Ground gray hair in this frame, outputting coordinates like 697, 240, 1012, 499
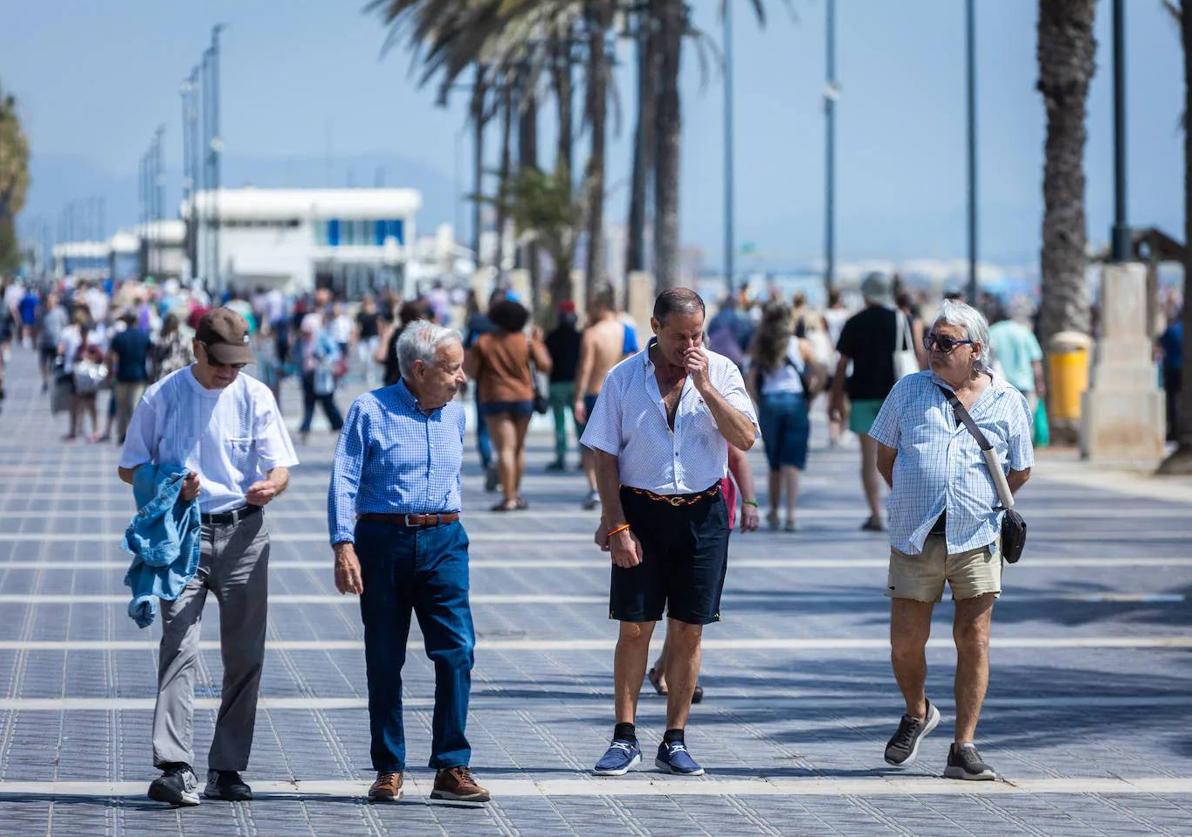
396, 319, 461, 379
932, 300, 992, 373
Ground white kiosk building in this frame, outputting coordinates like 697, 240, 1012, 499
183, 187, 421, 297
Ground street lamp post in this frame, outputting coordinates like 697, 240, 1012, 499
1110, 0, 1130, 261
823, 0, 837, 295
723, 0, 735, 295
965, 0, 979, 302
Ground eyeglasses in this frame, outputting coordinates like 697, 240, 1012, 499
923, 333, 974, 354
198, 342, 247, 371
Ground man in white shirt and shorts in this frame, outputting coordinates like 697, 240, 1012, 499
118, 308, 299, 806
581, 288, 758, 778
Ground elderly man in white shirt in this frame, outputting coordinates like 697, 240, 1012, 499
118, 308, 299, 807
581, 288, 758, 778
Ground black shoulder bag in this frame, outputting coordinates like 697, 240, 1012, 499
936, 385, 1027, 564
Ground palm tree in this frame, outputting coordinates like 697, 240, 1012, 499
626, 8, 656, 275
582, 1, 615, 303
652, 0, 685, 290
0, 83, 30, 274
1160, 0, 1192, 473
1036, 0, 1096, 441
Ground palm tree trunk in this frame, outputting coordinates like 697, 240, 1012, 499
1160, 1, 1192, 472
653, 0, 684, 290
495, 83, 513, 275
583, 2, 611, 306
1036, 0, 1095, 351
627, 11, 657, 274
551, 28, 575, 308
471, 65, 487, 265
518, 83, 544, 318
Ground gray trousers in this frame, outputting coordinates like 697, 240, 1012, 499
152, 511, 269, 772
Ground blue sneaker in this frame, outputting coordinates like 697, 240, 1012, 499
655, 739, 704, 776
594, 739, 642, 776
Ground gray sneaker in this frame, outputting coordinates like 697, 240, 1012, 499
884, 700, 940, 766
943, 742, 997, 780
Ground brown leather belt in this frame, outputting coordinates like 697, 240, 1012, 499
358, 512, 461, 528
627, 483, 722, 507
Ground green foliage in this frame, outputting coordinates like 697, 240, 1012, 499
0, 82, 31, 273
477, 164, 582, 279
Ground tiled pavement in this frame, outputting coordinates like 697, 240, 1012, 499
0, 347, 1190, 835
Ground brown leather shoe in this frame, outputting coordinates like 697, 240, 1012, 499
367, 772, 403, 802
430, 766, 490, 802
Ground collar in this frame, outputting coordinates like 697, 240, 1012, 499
395, 377, 443, 416
642, 338, 658, 369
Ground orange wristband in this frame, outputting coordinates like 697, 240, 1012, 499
607, 523, 631, 537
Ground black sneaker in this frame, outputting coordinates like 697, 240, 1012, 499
884, 700, 941, 766
203, 769, 253, 801
943, 743, 997, 781
147, 763, 200, 806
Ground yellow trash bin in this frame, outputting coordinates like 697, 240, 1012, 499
1047, 331, 1092, 422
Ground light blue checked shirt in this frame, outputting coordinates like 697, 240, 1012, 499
327, 379, 466, 545
868, 370, 1034, 556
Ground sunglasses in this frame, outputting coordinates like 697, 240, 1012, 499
923, 333, 974, 354
199, 342, 247, 371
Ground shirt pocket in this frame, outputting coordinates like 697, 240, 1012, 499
228, 437, 255, 475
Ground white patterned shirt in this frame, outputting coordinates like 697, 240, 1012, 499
580, 340, 759, 495
868, 370, 1034, 555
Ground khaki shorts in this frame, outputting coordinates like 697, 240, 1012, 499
885, 535, 1002, 603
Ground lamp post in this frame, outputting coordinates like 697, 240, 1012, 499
1109, 0, 1130, 261
723, 0, 735, 295
823, 0, 837, 295
965, 0, 979, 302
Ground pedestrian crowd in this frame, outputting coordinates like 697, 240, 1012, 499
0, 269, 1181, 808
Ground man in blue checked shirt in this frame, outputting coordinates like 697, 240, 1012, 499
327, 320, 491, 805
869, 300, 1033, 783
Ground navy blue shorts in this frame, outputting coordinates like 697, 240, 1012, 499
610, 484, 730, 625
479, 400, 534, 418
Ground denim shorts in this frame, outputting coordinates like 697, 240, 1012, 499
758, 392, 810, 470
479, 400, 534, 418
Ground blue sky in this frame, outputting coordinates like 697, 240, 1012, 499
1, 0, 1184, 272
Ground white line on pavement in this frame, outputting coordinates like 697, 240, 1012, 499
2, 557, 1191, 570
0, 532, 593, 543
0, 592, 1183, 605
0, 776, 1188, 798
0, 637, 1189, 651
0, 695, 1186, 712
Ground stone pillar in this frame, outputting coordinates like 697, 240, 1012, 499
627, 271, 655, 332
1080, 262, 1165, 463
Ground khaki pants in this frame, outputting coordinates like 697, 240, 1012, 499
153, 512, 269, 771
114, 381, 146, 443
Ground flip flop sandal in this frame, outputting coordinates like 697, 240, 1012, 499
491, 499, 519, 512
515, 497, 529, 510
692, 683, 704, 704
647, 667, 668, 696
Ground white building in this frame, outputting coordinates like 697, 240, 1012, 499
182, 187, 421, 298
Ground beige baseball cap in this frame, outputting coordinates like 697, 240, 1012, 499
196, 308, 254, 364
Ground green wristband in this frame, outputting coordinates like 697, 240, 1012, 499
742, 499, 759, 508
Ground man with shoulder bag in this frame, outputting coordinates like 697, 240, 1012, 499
867, 301, 1033, 782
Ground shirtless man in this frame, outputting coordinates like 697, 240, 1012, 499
574, 290, 639, 509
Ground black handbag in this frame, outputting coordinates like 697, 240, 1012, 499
937, 385, 1027, 564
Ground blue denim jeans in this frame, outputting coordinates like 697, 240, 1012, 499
355, 519, 475, 772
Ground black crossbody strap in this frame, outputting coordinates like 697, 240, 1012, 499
936, 384, 991, 451
936, 383, 1016, 510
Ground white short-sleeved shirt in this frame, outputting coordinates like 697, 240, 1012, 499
119, 366, 299, 513
580, 341, 760, 495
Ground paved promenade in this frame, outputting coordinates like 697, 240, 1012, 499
0, 348, 1189, 835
